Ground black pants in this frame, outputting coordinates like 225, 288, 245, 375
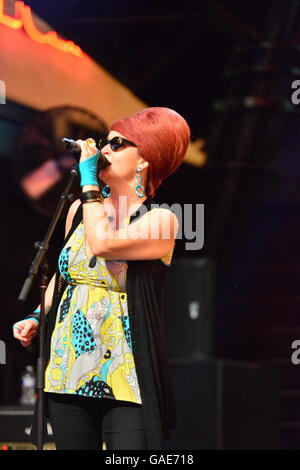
46, 392, 147, 450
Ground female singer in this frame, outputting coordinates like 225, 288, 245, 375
13, 107, 190, 450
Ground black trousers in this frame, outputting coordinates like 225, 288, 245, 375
46, 392, 147, 450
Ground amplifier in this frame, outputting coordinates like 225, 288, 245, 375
163, 257, 216, 359
165, 358, 280, 450
0, 406, 53, 443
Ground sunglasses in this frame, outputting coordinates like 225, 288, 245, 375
98, 136, 137, 152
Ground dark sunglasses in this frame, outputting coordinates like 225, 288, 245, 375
98, 136, 137, 152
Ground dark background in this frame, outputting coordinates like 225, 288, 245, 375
1, 0, 300, 449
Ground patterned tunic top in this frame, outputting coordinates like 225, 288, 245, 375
44, 217, 174, 404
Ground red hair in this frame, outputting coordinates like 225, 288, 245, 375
109, 107, 190, 197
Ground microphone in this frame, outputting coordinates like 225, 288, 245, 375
61, 138, 111, 169
62, 138, 81, 154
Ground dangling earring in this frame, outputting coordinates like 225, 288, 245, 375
101, 184, 111, 198
135, 167, 145, 198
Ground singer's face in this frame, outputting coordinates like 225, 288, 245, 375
99, 130, 148, 186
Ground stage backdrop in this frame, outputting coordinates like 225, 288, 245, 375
0, 0, 205, 167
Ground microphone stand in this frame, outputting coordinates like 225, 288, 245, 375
18, 164, 79, 450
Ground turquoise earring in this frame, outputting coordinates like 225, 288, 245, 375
135, 167, 145, 198
101, 184, 111, 198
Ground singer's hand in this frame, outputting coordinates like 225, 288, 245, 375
77, 139, 100, 187
76, 138, 99, 163
13, 319, 39, 347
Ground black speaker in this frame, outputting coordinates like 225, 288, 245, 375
163, 258, 216, 358
165, 358, 280, 450
0, 406, 53, 443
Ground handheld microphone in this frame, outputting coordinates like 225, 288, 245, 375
61, 138, 111, 169
62, 138, 82, 154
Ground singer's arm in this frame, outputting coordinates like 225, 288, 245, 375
13, 199, 82, 346
34, 198, 81, 313
81, 185, 178, 260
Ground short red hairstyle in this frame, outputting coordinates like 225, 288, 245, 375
109, 107, 190, 197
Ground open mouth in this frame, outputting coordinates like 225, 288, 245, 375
99, 155, 111, 169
